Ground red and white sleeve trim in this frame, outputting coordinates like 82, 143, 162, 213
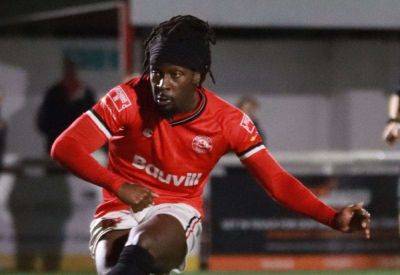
86, 110, 112, 139
238, 143, 266, 160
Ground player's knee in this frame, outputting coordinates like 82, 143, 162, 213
137, 232, 180, 273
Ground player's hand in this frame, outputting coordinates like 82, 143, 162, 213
383, 122, 400, 145
116, 183, 157, 212
333, 202, 371, 239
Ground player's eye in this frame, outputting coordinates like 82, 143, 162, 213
151, 70, 160, 76
151, 70, 162, 80
171, 71, 183, 79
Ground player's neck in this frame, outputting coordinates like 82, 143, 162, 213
171, 90, 202, 121
184, 90, 201, 113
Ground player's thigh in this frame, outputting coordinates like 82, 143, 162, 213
134, 214, 187, 271
95, 229, 130, 275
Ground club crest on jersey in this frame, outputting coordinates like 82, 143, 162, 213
107, 86, 131, 112
240, 114, 255, 134
192, 135, 213, 154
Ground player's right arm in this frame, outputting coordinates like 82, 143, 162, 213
383, 91, 400, 145
51, 85, 154, 212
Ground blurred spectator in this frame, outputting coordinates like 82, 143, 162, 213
37, 58, 96, 152
0, 94, 7, 168
236, 96, 267, 144
9, 58, 95, 271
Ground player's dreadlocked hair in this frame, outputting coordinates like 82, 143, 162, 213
143, 15, 216, 83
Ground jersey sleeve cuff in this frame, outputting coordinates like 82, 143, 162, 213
108, 177, 127, 194
326, 208, 339, 229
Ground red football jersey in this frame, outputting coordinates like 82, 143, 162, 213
52, 76, 336, 227
88, 77, 264, 217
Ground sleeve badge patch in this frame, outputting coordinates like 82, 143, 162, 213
107, 86, 132, 112
240, 114, 255, 134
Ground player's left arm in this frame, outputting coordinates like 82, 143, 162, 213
241, 149, 371, 238
224, 109, 370, 238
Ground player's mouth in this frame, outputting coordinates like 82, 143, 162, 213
155, 95, 173, 106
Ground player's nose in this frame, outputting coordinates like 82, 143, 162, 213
155, 87, 170, 99
156, 74, 172, 90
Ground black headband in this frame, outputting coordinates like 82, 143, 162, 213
149, 37, 208, 73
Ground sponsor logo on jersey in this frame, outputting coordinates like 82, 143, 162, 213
142, 128, 153, 138
240, 114, 255, 134
132, 155, 202, 187
192, 135, 213, 154
107, 86, 131, 112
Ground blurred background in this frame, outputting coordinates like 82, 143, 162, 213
1, 0, 400, 273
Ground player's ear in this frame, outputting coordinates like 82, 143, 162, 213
192, 72, 201, 86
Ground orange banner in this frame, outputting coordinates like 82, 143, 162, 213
209, 254, 400, 271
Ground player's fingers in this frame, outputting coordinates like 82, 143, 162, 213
362, 217, 371, 239
361, 215, 370, 228
383, 128, 391, 139
131, 188, 157, 211
365, 228, 371, 239
136, 193, 151, 206
355, 202, 364, 208
351, 202, 364, 212
144, 190, 156, 203
131, 199, 151, 212
131, 204, 142, 213
355, 210, 371, 237
149, 192, 158, 205
362, 208, 371, 218
131, 195, 150, 209
133, 194, 147, 204
355, 208, 370, 220
383, 126, 398, 142
384, 132, 393, 140
391, 124, 400, 139
386, 137, 396, 146
354, 208, 370, 221
145, 193, 154, 205
132, 205, 146, 213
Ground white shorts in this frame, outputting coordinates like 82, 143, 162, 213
89, 203, 202, 271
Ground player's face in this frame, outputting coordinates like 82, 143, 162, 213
150, 64, 200, 117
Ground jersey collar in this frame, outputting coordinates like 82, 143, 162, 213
169, 89, 207, 126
